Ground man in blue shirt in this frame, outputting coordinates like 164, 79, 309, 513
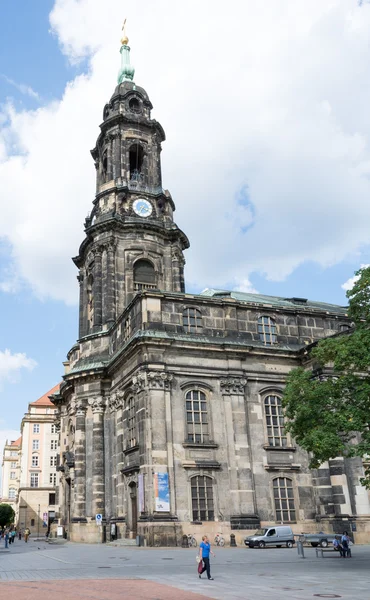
199, 535, 215, 580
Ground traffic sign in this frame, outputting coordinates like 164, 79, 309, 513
95, 513, 103, 525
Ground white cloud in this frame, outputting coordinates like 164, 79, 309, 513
0, 75, 40, 100
341, 263, 370, 291
1, 1, 370, 303
0, 349, 37, 384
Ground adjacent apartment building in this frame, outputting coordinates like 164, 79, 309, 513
1, 437, 22, 522
18, 384, 60, 535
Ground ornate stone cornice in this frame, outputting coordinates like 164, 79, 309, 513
132, 370, 147, 392
220, 377, 247, 395
88, 396, 106, 413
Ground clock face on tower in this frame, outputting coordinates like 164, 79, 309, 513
132, 198, 153, 218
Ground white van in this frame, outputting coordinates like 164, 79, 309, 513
244, 526, 295, 548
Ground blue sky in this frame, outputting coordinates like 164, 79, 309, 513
1, 0, 370, 454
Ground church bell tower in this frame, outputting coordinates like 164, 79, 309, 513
73, 25, 189, 337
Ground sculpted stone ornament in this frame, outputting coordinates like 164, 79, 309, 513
132, 370, 147, 392
88, 396, 106, 413
147, 371, 173, 390
220, 377, 247, 395
75, 399, 87, 416
68, 399, 77, 416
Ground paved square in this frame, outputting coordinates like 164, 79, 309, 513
1, 540, 369, 600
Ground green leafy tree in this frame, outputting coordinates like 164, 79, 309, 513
283, 266, 370, 487
0, 503, 15, 528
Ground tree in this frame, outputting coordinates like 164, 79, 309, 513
283, 266, 370, 488
0, 503, 15, 528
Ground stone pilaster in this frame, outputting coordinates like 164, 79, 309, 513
220, 376, 255, 517
73, 399, 87, 521
114, 392, 125, 518
89, 396, 106, 517
93, 247, 103, 330
105, 240, 116, 325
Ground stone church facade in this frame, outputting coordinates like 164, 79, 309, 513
51, 36, 370, 544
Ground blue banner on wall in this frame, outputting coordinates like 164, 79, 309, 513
154, 472, 170, 512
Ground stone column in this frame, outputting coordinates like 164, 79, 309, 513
89, 397, 106, 517
73, 399, 87, 521
105, 240, 116, 325
93, 247, 103, 331
220, 376, 253, 518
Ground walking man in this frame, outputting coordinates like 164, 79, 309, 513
199, 535, 215, 580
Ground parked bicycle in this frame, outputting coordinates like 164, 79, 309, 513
214, 533, 225, 546
187, 533, 197, 547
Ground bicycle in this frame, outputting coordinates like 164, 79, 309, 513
214, 533, 225, 546
187, 533, 197, 547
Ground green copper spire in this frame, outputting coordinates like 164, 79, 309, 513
118, 19, 135, 83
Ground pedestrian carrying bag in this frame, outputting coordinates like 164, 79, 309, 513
197, 560, 203, 574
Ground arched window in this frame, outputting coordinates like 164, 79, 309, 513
273, 477, 296, 522
258, 316, 277, 345
133, 259, 156, 291
183, 308, 202, 334
191, 475, 214, 522
186, 390, 209, 443
264, 395, 287, 447
126, 396, 137, 449
8, 488, 16, 500
31, 518, 35, 527
129, 144, 144, 182
129, 97, 141, 113
339, 324, 350, 332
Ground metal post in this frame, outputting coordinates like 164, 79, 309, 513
297, 539, 305, 558
37, 504, 40, 538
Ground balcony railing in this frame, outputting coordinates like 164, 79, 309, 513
134, 282, 157, 291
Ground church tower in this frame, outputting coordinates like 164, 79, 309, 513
73, 27, 189, 337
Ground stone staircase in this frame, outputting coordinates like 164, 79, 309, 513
107, 538, 137, 547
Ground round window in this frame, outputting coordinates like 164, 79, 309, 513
129, 98, 141, 113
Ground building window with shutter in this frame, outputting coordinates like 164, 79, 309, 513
186, 390, 209, 443
273, 477, 296, 522
258, 316, 277, 345
191, 475, 214, 522
183, 307, 202, 334
264, 395, 287, 447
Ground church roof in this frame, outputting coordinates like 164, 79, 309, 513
200, 289, 348, 315
30, 383, 61, 406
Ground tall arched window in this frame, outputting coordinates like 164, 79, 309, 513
102, 150, 108, 183
264, 395, 287, 447
133, 259, 156, 291
129, 144, 144, 182
186, 390, 209, 443
273, 477, 296, 522
183, 308, 202, 334
87, 273, 94, 330
126, 396, 137, 449
191, 475, 214, 522
258, 316, 277, 345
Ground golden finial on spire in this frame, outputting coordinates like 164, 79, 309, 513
121, 18, 129, 46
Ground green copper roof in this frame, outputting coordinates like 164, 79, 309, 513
200, 288, 348, 315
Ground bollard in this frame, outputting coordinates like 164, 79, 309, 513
230, 533, 237, 547
182, 534, 189, 548
297, 540, 305, 558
